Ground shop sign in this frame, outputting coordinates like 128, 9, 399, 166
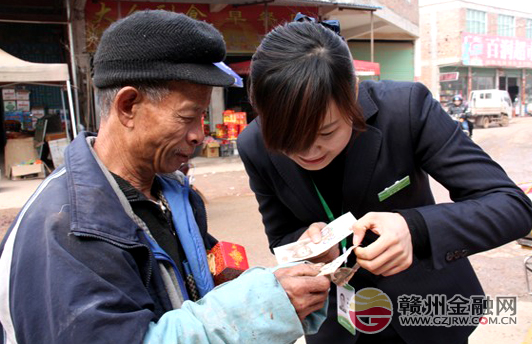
462, 33, 532, 68
440, 72, 459, 82
85, 2, 319, 53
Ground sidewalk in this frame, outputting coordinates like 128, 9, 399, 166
190, 155, 245, 175
0, 177, 42, 210
0, 155, 246, 210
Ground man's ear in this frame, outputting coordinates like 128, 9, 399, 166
113, 86, 143, 129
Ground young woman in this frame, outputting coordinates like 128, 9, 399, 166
237, 18, 532, 344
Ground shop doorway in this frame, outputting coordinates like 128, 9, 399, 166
499, 76, 519, 102
224, 55, 255, 124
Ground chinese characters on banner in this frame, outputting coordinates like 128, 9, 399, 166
462, 33, 532, 68
85, 2, 319, 53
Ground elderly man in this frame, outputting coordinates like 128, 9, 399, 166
0, 10, 330, 344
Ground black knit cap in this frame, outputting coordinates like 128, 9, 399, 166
93, 10, 235, 88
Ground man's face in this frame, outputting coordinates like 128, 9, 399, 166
454, 99, 462, 106
133, 81, 212, 174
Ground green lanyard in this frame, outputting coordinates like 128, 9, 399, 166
311, 180, 347, 252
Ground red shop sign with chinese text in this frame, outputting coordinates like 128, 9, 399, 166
462, 33, 532, 68
85, 2, 319, 53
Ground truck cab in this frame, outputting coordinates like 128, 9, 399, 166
468, 89, 512, 128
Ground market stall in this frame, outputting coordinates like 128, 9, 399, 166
0, 49, 76, 178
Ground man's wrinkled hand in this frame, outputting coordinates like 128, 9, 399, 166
352, 212, 413, 277
298, 222, 340, 263
274, 264, 330, 321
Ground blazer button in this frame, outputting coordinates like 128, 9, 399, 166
461, 249, 468, 257
446, 252, 454, 262
453, 250, 461, 260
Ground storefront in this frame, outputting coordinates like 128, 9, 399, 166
0, 49, 75, 179
439, 67, 469, 107
439, 67, 532, 113
439, 66, 499, 106
439, 32, 532, 113
349, 41, 414, 82
84, 2, 324, 135
0, 0, 78, 179
83, 1, 387, 135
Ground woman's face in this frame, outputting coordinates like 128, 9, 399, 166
286, 101, 353, 171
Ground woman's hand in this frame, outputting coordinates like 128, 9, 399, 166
298, 222, 340, 263
352, 212, 413, 276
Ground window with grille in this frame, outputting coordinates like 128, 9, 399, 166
498, 14, 515, 37
466, 9, 487, 34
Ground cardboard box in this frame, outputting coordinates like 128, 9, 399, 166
16, 100, 30, 112
3, 100, 16, 112
31, 106, 46, 118
15, 90, 30, 100
4, 137, 37, 178
2, 88, 16, 101
48, 138, 69, 168
10, 164, 44, 180
207, 241, 249, 285
204, 142, 220, 158
45, 132, 67, 141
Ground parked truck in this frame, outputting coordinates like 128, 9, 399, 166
467, 89, 512, 128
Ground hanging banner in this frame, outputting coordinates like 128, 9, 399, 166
85, 2, 319, 53
462, 33, 532, 68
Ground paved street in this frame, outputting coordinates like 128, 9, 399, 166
1, 117, 532, 343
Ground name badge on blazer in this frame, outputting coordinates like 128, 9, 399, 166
378, 176, 411, 202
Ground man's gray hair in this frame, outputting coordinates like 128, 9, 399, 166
97, 82, 172, 118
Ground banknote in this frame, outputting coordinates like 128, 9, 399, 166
329, 263, 360, 287
317, 246, 355, 276
273, 212, 357, 264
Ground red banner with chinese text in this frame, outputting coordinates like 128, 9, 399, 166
462, 33, 532, 68
85, 2, 319, 53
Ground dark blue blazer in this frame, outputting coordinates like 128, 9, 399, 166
238, 80, 532, 344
